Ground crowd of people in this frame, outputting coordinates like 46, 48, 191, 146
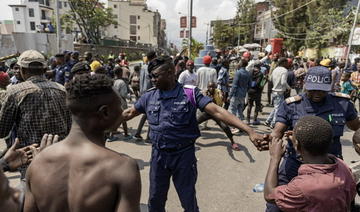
0, 47, 360, 212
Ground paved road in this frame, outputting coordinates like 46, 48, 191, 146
5, 95, 360, 212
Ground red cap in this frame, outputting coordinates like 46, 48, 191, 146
186, 60, 194, 66
0, 71, 9, 86
243, 51, 251, 58
287, 58, 293, 67
203, 56, 212, 65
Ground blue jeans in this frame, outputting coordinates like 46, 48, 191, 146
266, 93, 284, 126
228, 96, 245, 120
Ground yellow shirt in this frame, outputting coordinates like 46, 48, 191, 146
351, 72, 360, 88
207, 89, 223, 107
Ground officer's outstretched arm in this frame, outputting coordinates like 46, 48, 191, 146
122, 106, 141, 121
204, 103, 267, 150
270, 122, 288, 140
347, 118, 360, 131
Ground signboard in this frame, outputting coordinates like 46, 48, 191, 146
180, 16, 187, 28
191, 16, 197, 28
180, 30, 189, 38
352, 27, 360, 45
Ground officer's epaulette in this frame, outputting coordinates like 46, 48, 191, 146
331, 92, 351, 99
285, 95, 302, 104
146, 87, 156, 92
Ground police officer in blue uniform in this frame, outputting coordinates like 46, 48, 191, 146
123, 56, 267, 212
53, 53, 71, 85
266, 66, 360, 212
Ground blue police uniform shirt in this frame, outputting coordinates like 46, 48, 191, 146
135, 82, 212, 150
276, 93, 358, 157
54, 64, 71, 85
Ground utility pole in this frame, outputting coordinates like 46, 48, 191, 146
205, 23, 209, 46
345, 0, 360, 68
55, 0, 61, 53
188, 0, 193, 59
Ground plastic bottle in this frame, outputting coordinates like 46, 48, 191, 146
253, 183, 264, 192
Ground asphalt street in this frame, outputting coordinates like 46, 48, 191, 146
4, 93, 360, 212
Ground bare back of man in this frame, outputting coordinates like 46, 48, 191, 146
24, 137, 141, 212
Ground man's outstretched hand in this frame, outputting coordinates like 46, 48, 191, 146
30, 134, 59, 158
3, 138, 36, 171
249, 132, 270, 151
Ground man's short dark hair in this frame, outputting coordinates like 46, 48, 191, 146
278, 57, 288, 67
147, 51, 157, 61
66, 74, 114, 100
238, 59, 248, 68
114, 66, 123, 76
294, 116, 333, 156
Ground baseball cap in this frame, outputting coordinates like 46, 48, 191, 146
320, 59, 331, 67
304, 66, 332, 92
148, 56, 173, 73
186, 60, 194, 66
17, 50, 47, 68
71, 61, 91, 75
203, 56, 212, 65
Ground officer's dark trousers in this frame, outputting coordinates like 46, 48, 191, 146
148, 145, 199, 212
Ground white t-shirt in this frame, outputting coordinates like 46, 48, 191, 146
196, 66, 217, 91
178, 70, 197, 86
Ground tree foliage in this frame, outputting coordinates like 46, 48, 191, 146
182, 38, 204, 59
272, 0, 352, 52
212, 21, 235, 50
235, 0, 257, 44
63, 0, 117, 44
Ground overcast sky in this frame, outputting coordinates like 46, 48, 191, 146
0, 0, 238, 46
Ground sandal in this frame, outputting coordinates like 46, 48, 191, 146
231, 143, 241, 151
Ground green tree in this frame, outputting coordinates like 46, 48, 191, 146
64, 0, 117, 44
212, 21, 234, 49
235, 0, 257, 44
272, 0, 352, 53
305, 0, 350, 49
182, 38, 204, 59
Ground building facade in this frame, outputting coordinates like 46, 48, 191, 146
106, 0, 163, 47
0, 20, 14, 34
9, 0, 53, 33
253, 1, 277, 46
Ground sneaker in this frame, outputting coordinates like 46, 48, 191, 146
264, 121, 271, 127
252, 120, 261, 125
231, 128, 241, 134
106, 136, 119, 142
133, 134, 143, 142
123, 135, 133, 141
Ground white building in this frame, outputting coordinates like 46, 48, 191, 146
9, 0, 54, 33
106, 0, 162, 47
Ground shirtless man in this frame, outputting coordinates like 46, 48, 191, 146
24, 74, 141, 212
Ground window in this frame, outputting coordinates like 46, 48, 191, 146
130, 15, 137, 25
130, 25, 137, 35
39, 0, 44, 4
138, 16, 140, 20
130, 36, 137, 42
58, 1, 62, 9
41, 10, 46, 20
137, 25, 140, 30
138, 36, 140, 40
114, 25, 118, 29
29, 0, 38, 2
45, 0, 50, 6
114, 15, 118, 18
29, 8, 35, 17
17, 21, 21, 24
64, 2, 67, 7
30, 22, 36, 30
114, 4, 117, 8
15, 8, 19, 12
